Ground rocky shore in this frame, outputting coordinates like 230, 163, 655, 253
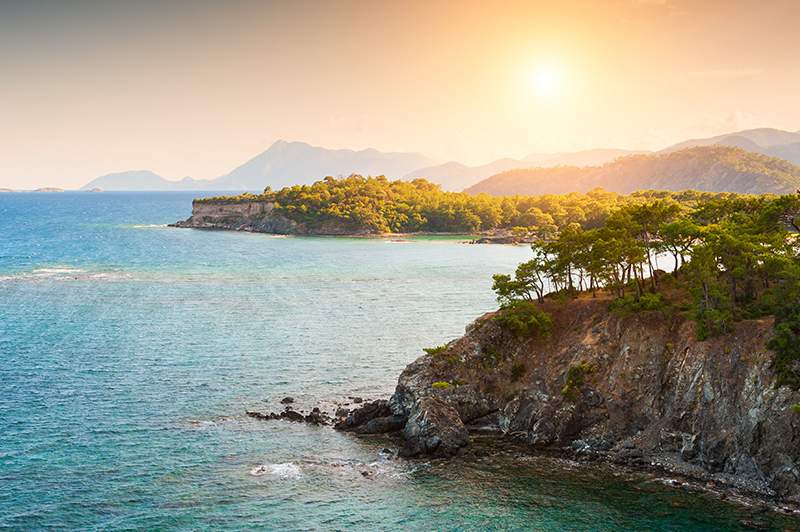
328, 296, 800, 510
170, 197, 535, 243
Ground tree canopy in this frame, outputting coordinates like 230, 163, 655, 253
198, 174, 754, 235
492, 191, 800, 389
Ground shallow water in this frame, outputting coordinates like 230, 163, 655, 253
1, 192, 797, 530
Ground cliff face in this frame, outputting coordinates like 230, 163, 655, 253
343, 297, 800, 502
172, 199, 370, 235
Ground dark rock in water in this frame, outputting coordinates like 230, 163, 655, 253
335, 400, 392, 431
349, 396, 364, 404
399, 397, 468, 458
304, 407, 332, 425
280, 410, 306, 422
355, 415, 407, 434
281, 396, 295, 404
247, 410, 280, 421
335, 407, 350, 418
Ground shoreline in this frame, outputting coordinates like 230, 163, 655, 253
169, 222, 536, 244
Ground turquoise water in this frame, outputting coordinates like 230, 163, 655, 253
1, 192, 796, 530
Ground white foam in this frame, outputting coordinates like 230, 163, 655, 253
32, 267, 84, 275
0, 266, 133, 283
249, 462, 302, 479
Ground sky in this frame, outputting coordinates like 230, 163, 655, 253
1, 0, 799, 189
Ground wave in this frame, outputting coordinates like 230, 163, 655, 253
129, 224, 168, 229
250, 462, 302, 479
0, 266, 133, 283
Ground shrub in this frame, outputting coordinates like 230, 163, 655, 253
768, 308, 800, 390
561, 361, 594, 399
431, 381, 451, 390
609, 293, 668, 315
480, 348, 502, 369
510, 362, 526, 382
423, 345, 448, 356
494, 301, 552, 339
694, 307, 733, 341
791, 403, 800, 414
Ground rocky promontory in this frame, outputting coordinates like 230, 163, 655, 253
338, 296, 800, 505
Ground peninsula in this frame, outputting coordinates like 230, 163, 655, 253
172, 175, 742, 241
334, 191, 800, 508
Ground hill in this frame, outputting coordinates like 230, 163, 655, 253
405, 149, 643, 191
81, 171, 214, 191
666, 127, 800, 165
82, 141, 437, 191
214, 140, 435, 190
466, 146, 800, 196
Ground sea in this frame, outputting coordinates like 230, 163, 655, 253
1, 191, 797, 530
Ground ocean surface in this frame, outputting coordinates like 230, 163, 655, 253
1, 191, 796, 531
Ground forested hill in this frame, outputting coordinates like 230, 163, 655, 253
465, 146, 800, 196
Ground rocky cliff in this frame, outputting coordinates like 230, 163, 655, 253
171, 199, 370, 235
339, 296, 800, 504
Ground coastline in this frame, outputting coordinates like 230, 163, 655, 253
330, 295, 800, 514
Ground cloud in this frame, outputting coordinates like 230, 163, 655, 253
691, 68, 764, 79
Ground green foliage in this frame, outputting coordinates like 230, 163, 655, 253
768, 307, 800, 389
431, 381, 451, 390
510, 362, 527, 382
423, 345, 448, 356
561, 362, 594, 399
494, 301, 553, 338
480, 348, 502, 369
608, 293, 668, 315
791, 404, 800, 414
197, 175, 739, 236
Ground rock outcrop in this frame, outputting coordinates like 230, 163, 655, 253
341, 296, 800, 503
170, 198, 372, 235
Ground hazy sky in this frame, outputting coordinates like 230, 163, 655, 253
2, 0, 799, 188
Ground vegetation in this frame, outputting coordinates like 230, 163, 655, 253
423, 345, 448, 356
510, 362, 527, 382
466, 146, 800, 197
196, 174, 745, 235
493, 301, 553, 338
492, 191, 800, 389
431, 381, 452, 390
562, 362, 594, 399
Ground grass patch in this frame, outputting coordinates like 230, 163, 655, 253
431, 381, 451, 390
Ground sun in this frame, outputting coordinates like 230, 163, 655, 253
529, 65, 563, 97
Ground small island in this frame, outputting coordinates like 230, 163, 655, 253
172, 175, 740, 242
33, 187, 65, 193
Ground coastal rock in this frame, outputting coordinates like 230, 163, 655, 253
335, 400, 392, 431
371, 297, 800, 502
399, 397, 469, 458
171, 199, 372, 235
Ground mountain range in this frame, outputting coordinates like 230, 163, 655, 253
80, 143, 643, 192
664, 127, 800, 164
82, 141, 436, 192
465, 145, 800, 196
81, 128, 800, 194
